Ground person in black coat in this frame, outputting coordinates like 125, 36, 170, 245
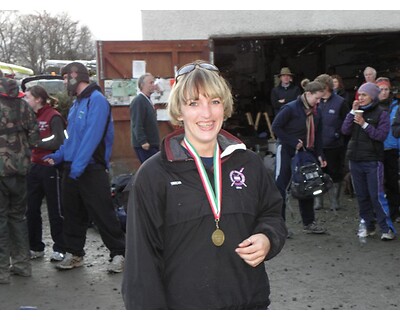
129, 73, 160, 163
122, 61, 287, 309
270, 67, 302, 117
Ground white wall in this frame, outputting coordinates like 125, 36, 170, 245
142, 10, 400, 40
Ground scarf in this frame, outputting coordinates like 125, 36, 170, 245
301, 93, 316, 149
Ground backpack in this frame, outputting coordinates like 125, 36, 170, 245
290, 149, 333, 199
111, 173, 134, 232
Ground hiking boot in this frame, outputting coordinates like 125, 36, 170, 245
56, 253, 84, 270
107, 255, 124, 273
303, 221, 327, 234
30, 250, 44, 259
50, 252, 65, 262
381, 230, 395, 241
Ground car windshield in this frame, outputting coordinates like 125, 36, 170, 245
24, 79, 65, 96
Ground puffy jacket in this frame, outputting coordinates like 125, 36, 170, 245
341, 101, 389, 162
318, 93, 348, 149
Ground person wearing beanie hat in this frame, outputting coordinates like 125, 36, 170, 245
0, 78, 25, 98
376, 77, 400, 223
358, 82, 380, 101
341, 76, 396, 241
270, 66, 301, 116
376, 77, 391, 90
43, 62, 126, 272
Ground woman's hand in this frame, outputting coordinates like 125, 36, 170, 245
296, 139, 303, 150
235, 233, 271, 268
318, 156, 327, 168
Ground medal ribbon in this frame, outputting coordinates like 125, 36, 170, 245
183, 137, 222, 223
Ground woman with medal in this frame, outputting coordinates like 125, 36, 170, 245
122, 61, 287, 309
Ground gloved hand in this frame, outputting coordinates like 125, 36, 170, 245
42, 153, 63, 166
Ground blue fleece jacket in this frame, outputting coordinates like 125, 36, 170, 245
51, 83, 113, 179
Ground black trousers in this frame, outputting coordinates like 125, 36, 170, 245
323, 146, 346, 183
275, 145, 316, 225
62, 164, 125, 258
26, 164, 65, 253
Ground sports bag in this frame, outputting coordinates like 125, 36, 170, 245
290, 148, 333, 199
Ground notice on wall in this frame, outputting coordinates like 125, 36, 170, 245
150, 78, 174, 104
132, 60, 146, 78
104, 79, 138, 106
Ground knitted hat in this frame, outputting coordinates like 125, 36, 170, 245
358, 82, 380, 100
376, 77, 391, 89
278, 67, 294, 76
0, 78, 22, 98
61, 62, 90, 96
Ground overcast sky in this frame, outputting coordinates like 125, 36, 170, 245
4, 1, 396, 41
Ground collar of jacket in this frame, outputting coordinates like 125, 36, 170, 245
162, 128, 246, 162
77, 82, 103, 100
360, 101, 377, 112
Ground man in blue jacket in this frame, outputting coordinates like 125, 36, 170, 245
44, 62, 126, 272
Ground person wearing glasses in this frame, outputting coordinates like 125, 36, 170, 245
130, 73, 160, 163
122, 60, 287, 309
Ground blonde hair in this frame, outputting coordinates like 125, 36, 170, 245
168, 62, 234, 126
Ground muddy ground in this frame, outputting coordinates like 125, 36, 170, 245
0, 192, 399, 310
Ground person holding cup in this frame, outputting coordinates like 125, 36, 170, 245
341, 82, 396, 240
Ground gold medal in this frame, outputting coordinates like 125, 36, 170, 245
211, 228, 225, 246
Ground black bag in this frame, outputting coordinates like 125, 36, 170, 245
290, 149, 333, 199
111, 173, 134, 232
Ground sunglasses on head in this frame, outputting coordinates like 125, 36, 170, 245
175, 62, 219, 82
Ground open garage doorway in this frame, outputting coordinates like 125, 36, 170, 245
213, 32, 400, 149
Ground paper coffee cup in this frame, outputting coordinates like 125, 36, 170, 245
354, 110, 364, 115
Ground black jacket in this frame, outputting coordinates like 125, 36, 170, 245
122, 129, 287, 309
270, 82, 301, 116
129, 93, 160, 147
341, 102, 389, 162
